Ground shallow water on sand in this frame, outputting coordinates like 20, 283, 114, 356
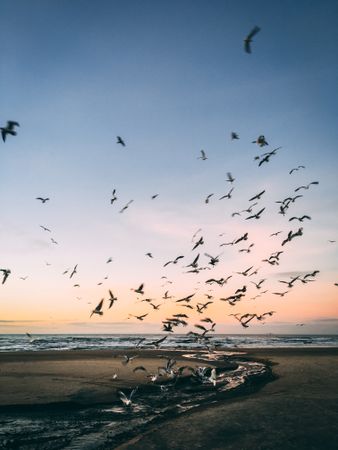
0, 352, 271, 450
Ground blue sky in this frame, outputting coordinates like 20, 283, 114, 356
1, 0, 337, 334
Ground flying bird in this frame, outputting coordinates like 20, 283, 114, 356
244, 26, 261, 54
226, 172, 235, 183
90, 299, 104, 317
36, 197, 50, 203
289, 165, 305, 175
249, 190, 265, 202
198, 150, 207, 160
0, 269, 11, 284
108, 290, 118, 308
0, 121, 19, 142
116, 136, 126, 146
119, 200, 133, 213
231, 132, 239, 140
69, 264, 78, 279
110, 189, 117, 204
118, 388, 138, 406
40, 225, 51, 232
205, 194, 214, 204
252, 135, 268, 147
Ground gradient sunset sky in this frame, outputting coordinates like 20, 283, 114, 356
1, 0, 337, 334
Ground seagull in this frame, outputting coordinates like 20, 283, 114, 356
289, 215, 311, 222
151, 194, 159, 199
146, 252, 153, 258
51, 238, 58, 245
252, 135, 268, 147
133, 283, 145, 295
108, 290, 118, 308
146, 335, 168, 348
122, 355, 138, 365
110, 189, 117, 204
90, 299, 104, 317
236, 266, 253, 276
36, 197, 50, 203
19, 276, 28, 280
0, 121, 19, 142
129, 313, 148, 321
192, 236, 204, 251
231, 132, 239, 140
119, 200, 133, 213
245, 207, 265, 220
106, 257, 113, 263
25, 332, 35, 342
270, 231, 282, 237
69, 264, 78, 279
281, 227, 303, 246
294, 181, 319, 192
163, 255, 184, 267
219, 187, 234, 200
204, 253, 222, 266
116, 136, 126, 146
244, 26, 261, 54
186, 254, 200, 269
249, 190, 265, 201
118, 388, 138, 406
40, 225, 51, 232
272, 291, 289, 297
0, 269, 11, 284
258, 147, 282, 166
226, 172, 235, 183
205, 194, 214, 204
289, 165, 305, 175
198, 150, 207, 160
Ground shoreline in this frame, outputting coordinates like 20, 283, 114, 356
1, 348, 337, 449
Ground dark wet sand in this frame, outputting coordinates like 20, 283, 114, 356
117, 348, 338, 450
1, 348, 337, 449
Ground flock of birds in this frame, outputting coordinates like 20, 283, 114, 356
1, 25, 337, 370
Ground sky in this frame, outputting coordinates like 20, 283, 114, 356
1, 0, 337, 334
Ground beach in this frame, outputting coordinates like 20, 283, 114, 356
1, 347, 337, 449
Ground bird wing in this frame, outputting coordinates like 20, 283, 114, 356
247, 26, 261, 40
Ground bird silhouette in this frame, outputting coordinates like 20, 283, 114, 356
116, 136, 126, 146
0, 121, 19, 142
244, 26, 261, 54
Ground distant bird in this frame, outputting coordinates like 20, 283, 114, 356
249, 190, 265, 202
231, 132, 239, 140
51, 238, 58, 245
281, 228, 303, 246
151, 194, 159, 199
69, 264, 78, 279
251, 279, 266, 289
110, 189, 117, 204
289, 165, 305, 175
122, 355, 137, 365
164, 255, 184, 267
40, 225, 51, 232
119, 200, 133, 213
146, 252, 153, 258
236, 265, 253, 276
294, 181, 319, 192
258, 147, 282, 166
118, 388, 138, 406
0, 269, 11, 284
108, 290, 117, 309
245, 207, 265, 220
272, 291, 289, 297
90, 299, 104, 317
289, 215, 311, 222
146, 335, 167, 348
25, 332, 35, 342
198, 150, 207, 160
192, 236, 204, 251
270, 231, 282, 237
205, 194, 214, 204
0, 121, 19, 142
204, 253, 222, 266
244, 26, 261, 54
36, 197, 50, 203
19, 276, 28, 280
116, 136, 126, 146
186, 254, 200, 269
133, 283, 145, 295
219, 187, 234, 200
130, 313, 148, 321
252, 135, 268, 147
106, 257, 113, 263
226, 172, 235, 183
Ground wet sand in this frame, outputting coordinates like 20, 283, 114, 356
118, 348, 338, 450
1, 348, 337, 449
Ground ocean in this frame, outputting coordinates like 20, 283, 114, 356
0, 333, 337, 352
